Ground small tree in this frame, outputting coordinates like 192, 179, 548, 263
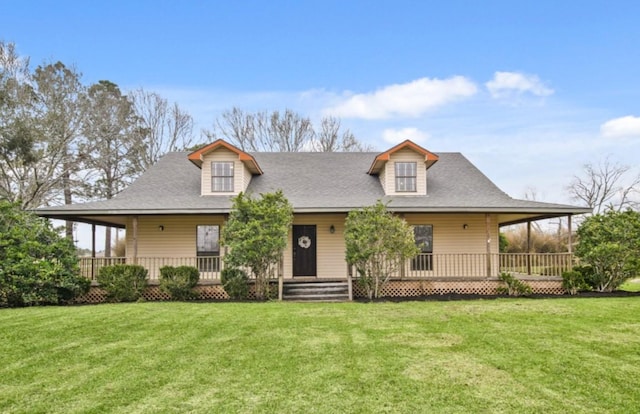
222, 191, 293, 300
576, 210, 640, 292
345, 201, 420, 300
0, 201, 89, 306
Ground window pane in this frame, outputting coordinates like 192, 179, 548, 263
412, 224, 433, 271
197, 225, 219, 254
211, 162, 234, 192
212, 177, 233, 192
395, 162, 417, 192
414, 225, 433, 253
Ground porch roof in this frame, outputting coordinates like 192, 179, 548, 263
36, 150, 590, 226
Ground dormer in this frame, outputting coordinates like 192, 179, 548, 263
188, 139, 263, 196
368, 140, 439, 196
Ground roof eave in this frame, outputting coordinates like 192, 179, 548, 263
367, 139, 440, 174
187, 139, 263, 174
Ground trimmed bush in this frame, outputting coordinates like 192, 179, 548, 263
496, 272, 532, 296
572, 265, 601, 292
159, 265, 199, 300
0, 201, 90, 307
97, 264, 148, 302
221, 267, 249, 300
562, 269, 591, 295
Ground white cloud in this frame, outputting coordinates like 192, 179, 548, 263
486, 71, 554, 99
382, 127, 430, 145
600, 115, 640, 139
324, 76, 477, 120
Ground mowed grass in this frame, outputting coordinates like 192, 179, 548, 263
1, 299, 640, 413
621, 278, 640, 292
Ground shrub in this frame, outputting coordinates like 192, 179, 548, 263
221, 267, 249, 300
496, 272, 532, 296
159, 265, 199, 300
562, 270, 590, 295
576, 210, 640, 292
97, 264, 148, 302
0, 201, 90, 307
572, 265, 602, 292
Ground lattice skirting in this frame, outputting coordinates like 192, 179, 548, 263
76, 278, 564, 303
75, 284, 272, 303
352, 278, 564, 298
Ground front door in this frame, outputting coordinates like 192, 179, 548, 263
293, 225, 317, 277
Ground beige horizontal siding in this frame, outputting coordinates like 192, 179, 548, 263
403, 213, 499, 255
126, 215, 226, 258
124, 213, 499, 279
383, 148, 427, 195
378, 167, 386, 192
283, 214, 348, 279
200, 148, 247, 195
243, 164, 253, 190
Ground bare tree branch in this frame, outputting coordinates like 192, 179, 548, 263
567, 157, 640, 214
129, 89, 194, 170
207, 108, 371, 152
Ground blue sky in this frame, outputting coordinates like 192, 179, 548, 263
2, 0, 640, 206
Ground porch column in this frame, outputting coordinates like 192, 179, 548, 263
91, 224, 96, 280
485, 214, 492, 277
567, 215, 573, 270
132, 216, 138, 265
527, 221, 532, 275
567, 215, 573, 254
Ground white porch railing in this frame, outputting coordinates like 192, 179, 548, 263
79, 256, 284, 282
79, 253, 573, 282
353, 253, 573, 279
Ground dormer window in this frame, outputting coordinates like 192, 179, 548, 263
212, 162, 234, 192
395, 162, 417, 192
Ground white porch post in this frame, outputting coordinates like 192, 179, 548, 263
567, 215, 573, 254
567, 215, 573, 270
132, 216, 138, 265
527, 221, 532, 275
485, 214, 492, 277
91, 224, 96, 280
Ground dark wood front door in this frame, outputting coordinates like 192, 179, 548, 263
293, 225, 317, 277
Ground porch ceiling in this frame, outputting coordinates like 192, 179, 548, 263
40, 214, 127, 229
497, 212, 580, 227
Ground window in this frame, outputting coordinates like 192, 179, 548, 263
395, 162, 417, 192
211, 162, 234, 192
411, 225, 433, 271
196, 225, 220, 272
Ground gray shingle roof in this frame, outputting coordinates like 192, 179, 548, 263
37, 151, 590, 217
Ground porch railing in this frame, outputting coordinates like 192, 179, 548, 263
397, 253, 572, 278
79, 256, 283, 282
79, 252, 573, 281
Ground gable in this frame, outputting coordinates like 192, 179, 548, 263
368, 140, 439, 196
187, 139, 263, 174
367, 139, 438, 175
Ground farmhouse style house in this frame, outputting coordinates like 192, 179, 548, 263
38, 139, 590, 300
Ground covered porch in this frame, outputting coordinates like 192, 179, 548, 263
79, 251, 575, 282
44, 207, 588, 301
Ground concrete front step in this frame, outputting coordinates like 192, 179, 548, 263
282, 281, 350, 302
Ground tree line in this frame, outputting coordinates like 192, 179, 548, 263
0, 41, 370, 253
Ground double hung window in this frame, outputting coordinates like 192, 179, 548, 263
211, 162, 234, 192
196, 225, 220, 272
395, 162, 417, 192
411, 225, 433, 271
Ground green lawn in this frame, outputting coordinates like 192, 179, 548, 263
621, 278, 640, 292
1, 299, 640, 413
